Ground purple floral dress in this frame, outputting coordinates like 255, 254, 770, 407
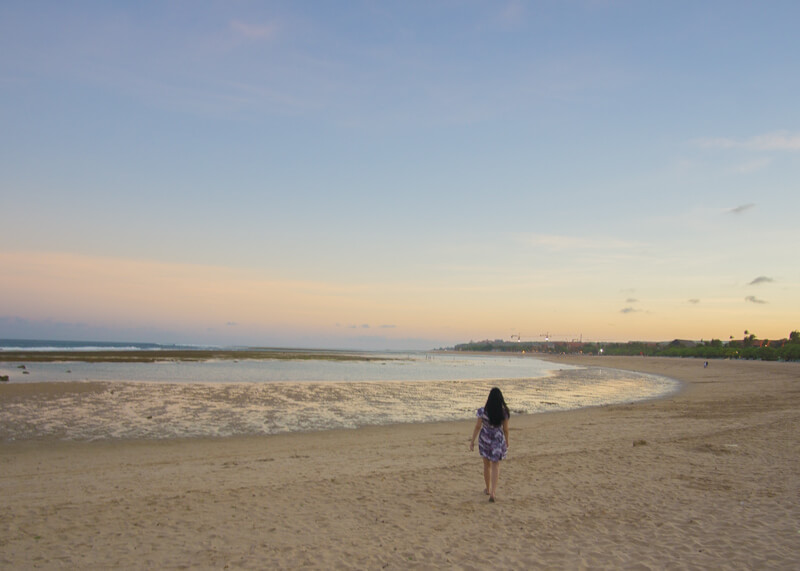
476, 407, 508, 462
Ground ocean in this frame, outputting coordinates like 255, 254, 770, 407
0, 339, 680, 442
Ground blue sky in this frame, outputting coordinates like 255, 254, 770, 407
2, 1, 798, 349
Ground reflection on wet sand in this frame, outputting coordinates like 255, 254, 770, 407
1, 368, 677, 441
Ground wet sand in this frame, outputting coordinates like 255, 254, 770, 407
1, 356, 798, 569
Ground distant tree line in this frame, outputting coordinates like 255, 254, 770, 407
453, 330, 800, 361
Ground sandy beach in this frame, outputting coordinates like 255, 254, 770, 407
1, 356, 798, 569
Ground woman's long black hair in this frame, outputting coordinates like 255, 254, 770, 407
485, 387, 509, 427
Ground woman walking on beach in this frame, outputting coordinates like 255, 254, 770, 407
469, 387, 510, 502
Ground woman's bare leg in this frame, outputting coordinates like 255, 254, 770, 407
489, 461, 500, 501
482, 457, 491, 493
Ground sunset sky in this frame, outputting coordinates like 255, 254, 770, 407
2, 1, 799, 350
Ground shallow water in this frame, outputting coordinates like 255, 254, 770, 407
0, 354, 679, 442
1, 352, 568, 384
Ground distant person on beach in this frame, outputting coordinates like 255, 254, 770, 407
469, 387, 510, 502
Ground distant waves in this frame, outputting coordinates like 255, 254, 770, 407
0, 338, 210, 352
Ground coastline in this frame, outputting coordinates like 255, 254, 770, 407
0, 348, 389, 363
0, 358, 675, 442
1, 356, 798, 568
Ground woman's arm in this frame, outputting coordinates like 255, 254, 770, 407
502, 418, 509, 448
469, 418, 482, 451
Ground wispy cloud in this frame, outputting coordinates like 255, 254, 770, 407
732, 157, 772, 173
688, 299, 700, 304
517, 233, 639, 251
229, 20, 278, 41
620, 307, 640, 314
625, 298, 638, 303
748, 276, 773, 285
497, 1, 525, 26
745, 296, 767, 304
696, 131, 800, 151
728, 203, 755, 215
